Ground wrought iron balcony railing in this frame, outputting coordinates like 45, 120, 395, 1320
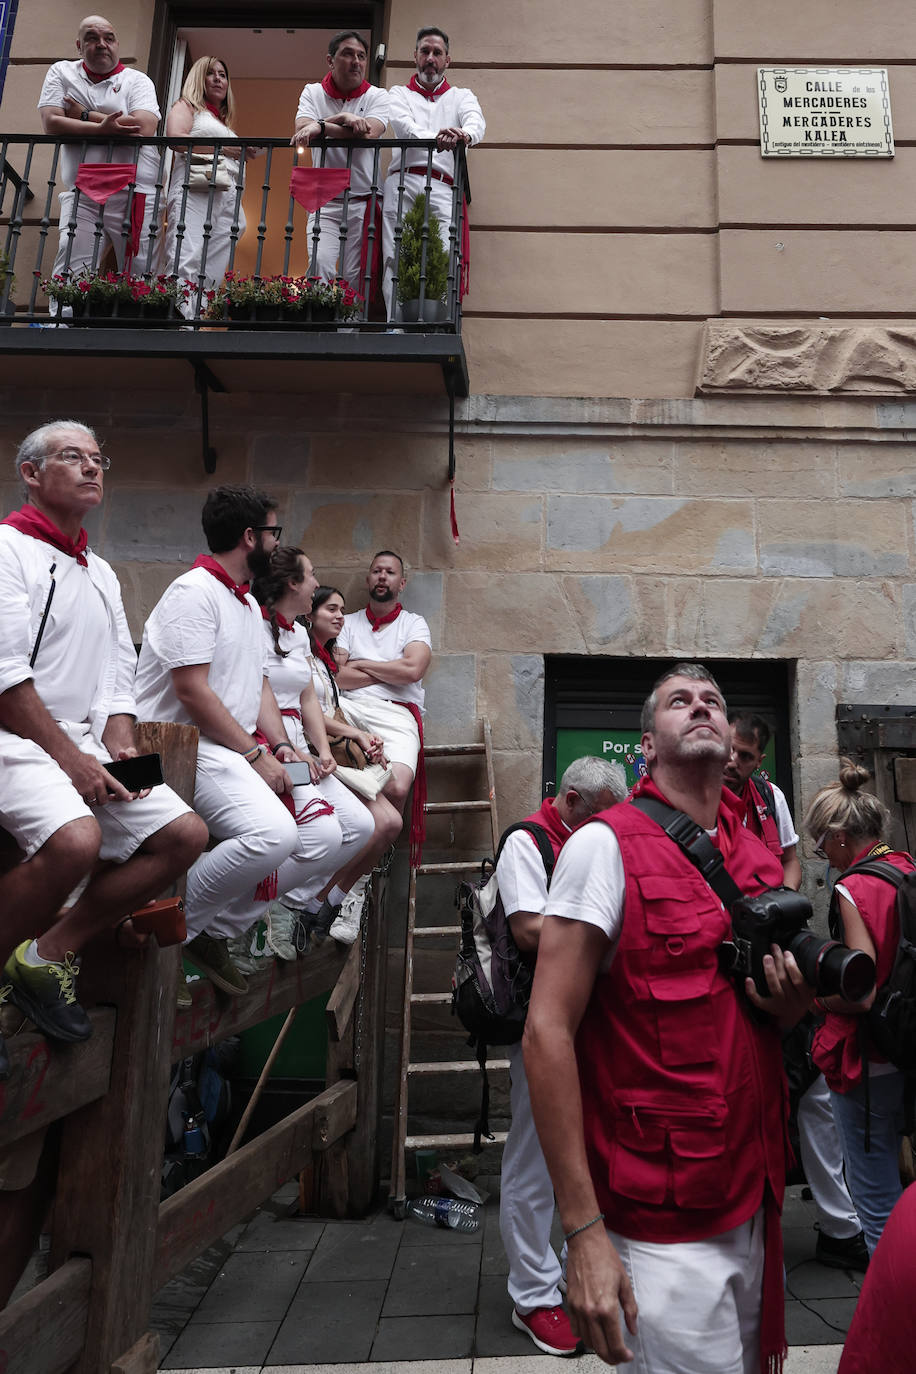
0, 134, 468, 331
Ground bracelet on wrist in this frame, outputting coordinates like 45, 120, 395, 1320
563, 1212, 605, 1243
243, 743, 264, 763
270, 740, 292, 756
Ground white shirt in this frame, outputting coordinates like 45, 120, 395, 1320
0, 525, 137, 744
135, 568, 267, 735
262, 619, 314, 711
39, 60, 161, 192
547, 823, 627, 944
769, 781, 799, 849
337, 607, 431, 710
387, 82, 485, 180
295, 82, 390, 195
496, 824, 567, 918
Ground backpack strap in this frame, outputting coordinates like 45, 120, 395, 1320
629, 795, 745, 909
752, 775, 776, 819
494, 821, 557, 886
827, 857, 904, 940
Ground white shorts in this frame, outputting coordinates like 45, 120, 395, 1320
340, 696, 421, 776
608, 1210, 764, 1374
0, 726, 191, 863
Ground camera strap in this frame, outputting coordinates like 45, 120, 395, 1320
630, 795, 745, 909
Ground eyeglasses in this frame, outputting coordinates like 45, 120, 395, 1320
252, 525, 282, 540
813, 832, 830, 861
43, 448, 111, 469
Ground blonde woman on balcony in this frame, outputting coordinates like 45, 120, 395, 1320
164, 56, 255, 319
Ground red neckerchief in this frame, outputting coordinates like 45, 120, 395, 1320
408, 73, 451, 101
321, 71, 371, 102
81, 60, 125, 84
204, 100, 225, 120
527, 797, 572, 859
260, 605, 295, 632
311, 639, 338, 675
191, 554, 250, 608
366, 602, 402, 631
1, 506, 88, 566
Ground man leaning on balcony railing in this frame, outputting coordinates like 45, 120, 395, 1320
290, 30, 389, 296
38, 14, 162, 288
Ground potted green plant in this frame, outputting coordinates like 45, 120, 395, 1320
395, 194, 450, 323
41, 269, 187, 323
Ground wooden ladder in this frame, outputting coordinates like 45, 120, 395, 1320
389, 717, 505, 1217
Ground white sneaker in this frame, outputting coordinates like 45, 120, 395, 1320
265, 902, 298, 961
328, 904, 361, 945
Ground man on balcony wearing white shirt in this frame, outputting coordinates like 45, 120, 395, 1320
38, 15, 162, 280
292, 30, 389, 293
383, 27, 486, 315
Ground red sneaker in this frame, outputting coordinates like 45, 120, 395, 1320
512, 1305, 584, 1356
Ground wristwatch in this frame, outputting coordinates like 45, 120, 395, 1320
80, 109, 90, 122
317, 118, 326, 137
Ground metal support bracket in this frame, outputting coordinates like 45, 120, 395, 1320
191, 359, 227, 474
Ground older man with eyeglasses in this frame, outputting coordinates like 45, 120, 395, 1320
0, 420, 207, 1067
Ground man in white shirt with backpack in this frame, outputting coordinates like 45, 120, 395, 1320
383, 26, 485, 315
496, 756, 625, 1356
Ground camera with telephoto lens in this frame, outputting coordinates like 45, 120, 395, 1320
720, 887, 875, 1002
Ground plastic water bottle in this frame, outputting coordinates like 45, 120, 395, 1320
405, 1197, 481, 1232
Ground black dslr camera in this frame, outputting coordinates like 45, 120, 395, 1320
720, 887, 875, 1003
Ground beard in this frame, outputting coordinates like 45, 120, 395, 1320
246, 545, 272, 580
372, 584, 395, 602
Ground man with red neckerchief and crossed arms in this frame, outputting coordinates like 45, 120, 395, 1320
291, 30, 389, 292
383, 26, 486, 316
330, 551, 431, 922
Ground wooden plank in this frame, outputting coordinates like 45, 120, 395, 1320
136, 722, 199, 808
417, 861, 481, 874
408, 1059, 509, 1075
325, 937, 361, 1043
0, 1009, 115, 1149
50, 944, 177, 1374
423, 744, 485, 757
173, 938, 347, 1057
414, 925, 460, 937
154, 1078, 357, 1288
110, 1330, 160, 1374
405, 1131, 508, 1149
423, 800, 491, 813
0, 1258, 90, 1374
344, 869, 391, 1216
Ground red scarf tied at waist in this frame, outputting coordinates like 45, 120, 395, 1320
1, 506, 88, 566
74, 162, 146, 270
321, 72, 370, 102
191, 554, 250, 607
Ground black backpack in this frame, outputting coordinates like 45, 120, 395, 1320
452, 820, 555, 1149
829, 857, 916, 1075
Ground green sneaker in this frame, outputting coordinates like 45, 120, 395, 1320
227, 930, 266, 977
4, 942, 92, 1043
184, 933, 248, 996
265, 903, 298, 962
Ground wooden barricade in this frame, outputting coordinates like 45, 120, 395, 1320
0, 723, 390, 1372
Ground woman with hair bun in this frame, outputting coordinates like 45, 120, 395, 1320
803, 759, 916, 1255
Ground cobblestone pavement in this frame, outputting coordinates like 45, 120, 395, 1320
151, 1182, 856, 1372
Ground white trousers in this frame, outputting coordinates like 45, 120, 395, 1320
798, 1072, 861, 1239
306, 199, 365, 289
54, 186, 161, 279
608, 1210, 764, 1374
499, 1040, 564, 1312
382, 173, 455, 317
279, 720, 375, 908
184, 740, 300, 940
164, 182, 245, 318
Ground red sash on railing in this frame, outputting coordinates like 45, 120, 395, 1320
289, 166, 351, 213
74, 163, 145, 269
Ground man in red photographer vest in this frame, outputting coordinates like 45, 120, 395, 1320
525, 664, 812, 1373
724, 711, 802, 890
